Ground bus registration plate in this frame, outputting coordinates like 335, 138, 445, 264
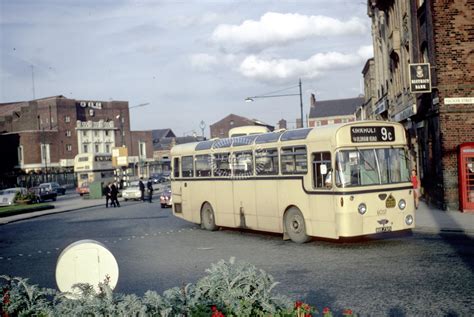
376, 226, 392, 233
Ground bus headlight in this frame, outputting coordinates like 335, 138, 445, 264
358, 203, 367, 215
398, 199, 406, 210
405, 215, 414, 225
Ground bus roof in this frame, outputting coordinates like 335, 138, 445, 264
171, 121, 407, 156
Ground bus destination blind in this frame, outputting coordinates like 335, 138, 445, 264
350, 126, 395, 143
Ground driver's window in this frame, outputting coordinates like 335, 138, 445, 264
312, 152, 332, 189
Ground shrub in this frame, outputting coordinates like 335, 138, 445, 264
1, 259, 355, 316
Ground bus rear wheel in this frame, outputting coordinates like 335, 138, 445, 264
201, 203, 217, 231
284, 207, 311, 243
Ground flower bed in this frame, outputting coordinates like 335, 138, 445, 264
0, 258, 357, 316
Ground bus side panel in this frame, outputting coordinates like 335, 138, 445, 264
181, 180, 194, 223
308, 196, 338, 239
255, 180, 280, 233
277, 179, 313, 236
233, 180, 257, 229
214, 180, 236, 227
189, 181, 215, 224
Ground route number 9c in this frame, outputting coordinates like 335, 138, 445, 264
381, 127, 394, 141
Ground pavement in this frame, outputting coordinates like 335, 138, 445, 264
1, 194, 473, 236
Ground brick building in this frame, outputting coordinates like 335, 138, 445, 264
210, 114, 274, 139
366, 0, 474, 210
0, 95, 156, 187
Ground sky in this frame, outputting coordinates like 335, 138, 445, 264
0, 0, 373, 137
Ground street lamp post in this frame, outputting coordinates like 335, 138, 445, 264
245, 79, 304, 128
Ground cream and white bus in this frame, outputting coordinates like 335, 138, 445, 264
170, 121, 415, 242
74, 153, 114, 195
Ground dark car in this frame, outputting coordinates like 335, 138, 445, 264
30, 186, 57, 202
39, 182, 66, 195
160, 189, 172, 208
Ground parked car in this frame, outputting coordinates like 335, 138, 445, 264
29, 186, 57, 202
76, 183, 89, 196
159, 189, 172, 208
39, 182, 66, 195
122, 181, 142, 201
0, 187, 27, 206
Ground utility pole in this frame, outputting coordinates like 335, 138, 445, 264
299, 78, 304, 128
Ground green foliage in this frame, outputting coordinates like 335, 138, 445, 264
0, 259, 355, 316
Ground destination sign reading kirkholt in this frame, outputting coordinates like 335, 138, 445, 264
351, 126, 395, 143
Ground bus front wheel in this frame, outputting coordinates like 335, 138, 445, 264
284, 207, 311, 243
201, 203, 217, 231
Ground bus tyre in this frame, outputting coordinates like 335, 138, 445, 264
201, 203, 217, 231
284, 207, 311, 244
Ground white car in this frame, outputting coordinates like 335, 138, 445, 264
121, 181, 142, 201
0, 187, 27, 206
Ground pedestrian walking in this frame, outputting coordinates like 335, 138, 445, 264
111, 182, 120, 207
104, 183, 113, 208
139, 177, 145, 202
147, 177, 154, 203
411, 168, 420, 209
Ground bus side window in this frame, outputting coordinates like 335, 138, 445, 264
173, 157, 180, 178
181, 156, 194, 177
313, 152, 332, 189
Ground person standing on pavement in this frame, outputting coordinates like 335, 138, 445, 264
111, 182, 120, 207
139, 177, 145, 202
147, 177, 154, 203
411, 168, 420, 209
104, 183, 113, 208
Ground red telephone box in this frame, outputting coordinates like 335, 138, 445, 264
459, 142, 474, 212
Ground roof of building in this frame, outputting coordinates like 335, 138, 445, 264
152, 128, 175, 140
210, 113, 274, 130
309, 97, 364, 119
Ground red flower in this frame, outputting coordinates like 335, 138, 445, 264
343, 309, 353, 315
295, 301, 303, 308
211, 306, 217, 312
323, 307, 330, 314
305, 314, 311, 317
303, 304, 310, 311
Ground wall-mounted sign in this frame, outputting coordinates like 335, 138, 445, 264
351, 126, 395, 143
78, 101, 103, 109
444, 97, 474, 105
392, 104, 417, 122
409, 63, 431, 93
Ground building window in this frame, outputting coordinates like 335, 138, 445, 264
139, 142, 146, 158
94, 131, 99, 137
18, 146, 24, 164
316, 121, 321, 127
83, 144, 88, 153
66, 130, 71, 137
95, 144, 100, 153
40, 143, 50, 164
65, 116, 70, 123
83, 131, 87, 137
66, 144, 72, 151
105, 130, 109, 136
105, 144, 110, 153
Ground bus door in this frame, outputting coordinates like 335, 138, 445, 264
310, 151, 337, 238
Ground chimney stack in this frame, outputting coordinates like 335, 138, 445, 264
310, 93, 316, 108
